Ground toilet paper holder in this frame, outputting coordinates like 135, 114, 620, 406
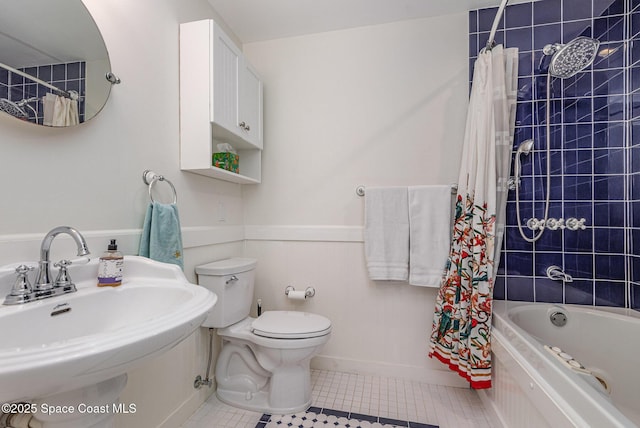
285, 286, 315, 298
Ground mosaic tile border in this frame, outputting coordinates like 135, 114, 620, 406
255, 406, 438, 428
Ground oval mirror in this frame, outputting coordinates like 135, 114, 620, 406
0, 0, 116, 127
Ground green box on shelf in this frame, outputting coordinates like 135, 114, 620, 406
212, 152, 239, 174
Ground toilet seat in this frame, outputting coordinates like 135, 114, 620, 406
251, 311, 331, 339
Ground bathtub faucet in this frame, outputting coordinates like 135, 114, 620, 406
546, 265, 573, 283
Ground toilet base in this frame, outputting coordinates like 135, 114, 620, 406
214, 317, 329, 414
216, 388, 311, 414
214, 339, 314, 414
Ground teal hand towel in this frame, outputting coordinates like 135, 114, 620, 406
139, 202, 184, 270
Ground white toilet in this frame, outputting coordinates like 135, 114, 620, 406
196, 258, 331, 414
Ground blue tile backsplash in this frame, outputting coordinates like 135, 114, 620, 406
470, 0, 640, 309
0, 61, 86, 124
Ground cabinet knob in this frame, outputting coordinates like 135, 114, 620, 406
238, 121, 250, 132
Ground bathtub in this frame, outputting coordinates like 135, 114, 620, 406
477, 300, 640, 428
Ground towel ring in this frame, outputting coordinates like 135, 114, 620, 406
143, 169, 177, 204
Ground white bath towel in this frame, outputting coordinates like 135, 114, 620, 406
408, 185, 451, 287
364, 187, 409, 281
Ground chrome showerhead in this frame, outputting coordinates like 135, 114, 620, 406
543, 36, 600, 79
0, 98, 28, 119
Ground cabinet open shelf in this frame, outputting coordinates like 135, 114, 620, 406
183, 167, 260, 184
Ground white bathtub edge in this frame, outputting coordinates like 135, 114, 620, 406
489, 301, 636, 428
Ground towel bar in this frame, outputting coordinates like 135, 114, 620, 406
356, 184, 458, 196
142, 170, 178, 204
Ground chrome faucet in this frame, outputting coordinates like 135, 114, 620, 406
3, 226, 90, 305
34, 226, 90, 291
546, 265, 573, 283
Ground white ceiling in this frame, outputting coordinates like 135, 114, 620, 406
207, 0, 529, 44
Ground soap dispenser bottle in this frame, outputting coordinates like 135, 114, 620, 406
97, 239, 124, 287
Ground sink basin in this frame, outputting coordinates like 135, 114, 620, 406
0, 256, 216, 406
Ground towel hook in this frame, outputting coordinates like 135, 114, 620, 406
142, 169, 177, 204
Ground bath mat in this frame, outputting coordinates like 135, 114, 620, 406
255, 406, 438, 428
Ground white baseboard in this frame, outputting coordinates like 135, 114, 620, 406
311, 355, 469, 388
160, 354, 469, 428
157, 386, 215, 428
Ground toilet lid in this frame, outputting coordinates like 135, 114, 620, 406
195, 258, 257, 275
251, 311, 331, 339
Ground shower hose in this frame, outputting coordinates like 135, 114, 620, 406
515, 72, 552, 243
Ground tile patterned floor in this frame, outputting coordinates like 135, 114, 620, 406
181, 369, 496, 428
256, 407, 438, 427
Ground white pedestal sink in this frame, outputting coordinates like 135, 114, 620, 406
0, 256, 217, 428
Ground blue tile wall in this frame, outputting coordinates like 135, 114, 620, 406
631, 0, 640, 309
0, 61, 86, 124
471, 0, 638, 309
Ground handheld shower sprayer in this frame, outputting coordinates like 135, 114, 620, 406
513, 138, 546, 243
513, 36, 599, 243
516, 139, 534, 155
512, 139, 534, 189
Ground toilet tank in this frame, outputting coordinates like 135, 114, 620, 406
195, 258, 257, 328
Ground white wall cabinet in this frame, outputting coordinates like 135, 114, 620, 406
179, 20, 263, 184
238, 62, 263, 148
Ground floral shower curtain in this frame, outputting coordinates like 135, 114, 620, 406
429, 45, 518, 389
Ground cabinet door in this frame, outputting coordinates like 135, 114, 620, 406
212, 26, 240, 133
239, 61, 263, 148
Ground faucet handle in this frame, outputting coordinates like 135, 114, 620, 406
54, 259, 75, 290
54, 259, 72, 268
3, 265, 35, 304
12, 265, 34, 294
15, 264, 34, 274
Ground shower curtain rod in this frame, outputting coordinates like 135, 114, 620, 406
485, 0, 509, 51
0, 61, 77, 99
